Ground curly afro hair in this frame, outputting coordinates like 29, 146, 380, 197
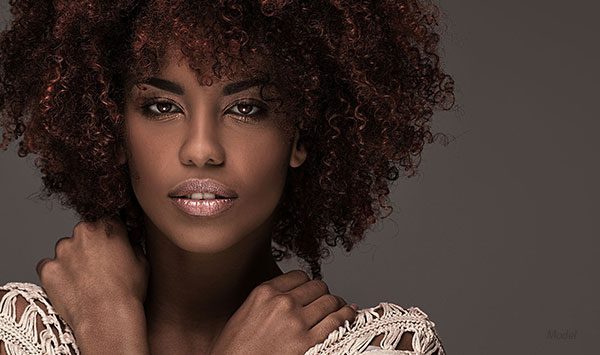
0, 0, 454, 279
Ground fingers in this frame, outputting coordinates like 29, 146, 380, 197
37, 235, 70, 281
38, 234, 72, 283
35, 257, 55, 286
301, 293, 349, 327
264, 269, 311, 293
72, 217, 126, 238
277, 273, 354, 330
287, 278, 331, 306
36, 257, 52, 277
263, 270, 353, 323
308, 303, 358, 344
70, 218, 128, 244
100, 216, 127, 238
53, 236, 72, 258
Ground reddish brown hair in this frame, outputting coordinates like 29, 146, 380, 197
0, 0, 454, 279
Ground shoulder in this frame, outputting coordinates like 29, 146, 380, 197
0, 282, 79, 355
305, 301, 446, 355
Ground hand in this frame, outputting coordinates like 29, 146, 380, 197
209, 269, 358, 355
36, 217, 149, 337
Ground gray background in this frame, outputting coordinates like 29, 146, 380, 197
1, 1, 598, 354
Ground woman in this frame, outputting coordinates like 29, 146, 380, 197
0, 0, 454, 354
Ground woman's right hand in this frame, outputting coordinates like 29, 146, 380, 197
36, 217, 150, 355
209, 269, 358, 355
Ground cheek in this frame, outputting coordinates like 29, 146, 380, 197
124, 120, 176, 204
230, 131, 291, 219
123, 112, 292, 249
240, 135, 289, 190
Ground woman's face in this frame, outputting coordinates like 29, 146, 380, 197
122, 48, 306, 253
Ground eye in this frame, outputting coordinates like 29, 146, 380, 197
226, 100, 267, 122
141, 98, 183, 118
230, 102, 260, 116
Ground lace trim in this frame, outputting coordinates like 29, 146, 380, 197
0, 282, 444, 355
0, 282, 79, 355
304, 302, 445, 355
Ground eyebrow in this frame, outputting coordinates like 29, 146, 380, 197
141, 77, 184, 95
139, 76, 268, 96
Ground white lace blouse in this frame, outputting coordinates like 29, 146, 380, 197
0, 282, 446, 354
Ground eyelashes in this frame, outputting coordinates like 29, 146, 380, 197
141, 99, 181, 117
139, 97, 268, 123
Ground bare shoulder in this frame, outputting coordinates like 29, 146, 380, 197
0, 282, 79, 355
305, 301, 446, 355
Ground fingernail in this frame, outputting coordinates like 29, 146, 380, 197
350, 303, 359, 310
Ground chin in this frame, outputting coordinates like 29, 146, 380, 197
169, 227, 246, 254
138, 187, 280, 255
144, 217, 242, 254
144, 209, 274, 256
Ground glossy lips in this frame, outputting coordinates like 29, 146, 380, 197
169, 178, 238, 198
168, 178, 238, 217
170, 198, 235, 217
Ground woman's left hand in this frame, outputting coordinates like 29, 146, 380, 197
36, 217, 150, 354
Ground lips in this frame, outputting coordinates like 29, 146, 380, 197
168, 178, 238, 217
168, 178, 238, 199
169, 197, 236, 217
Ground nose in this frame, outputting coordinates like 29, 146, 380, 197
178, 109, 225, 167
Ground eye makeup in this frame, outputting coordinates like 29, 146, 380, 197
137, 96, 269, 124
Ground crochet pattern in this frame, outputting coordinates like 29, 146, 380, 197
0, 282, 444, 354
305, 302, 445, 355
0, 283, 79, 354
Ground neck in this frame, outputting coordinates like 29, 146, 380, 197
141, 216, 284, 345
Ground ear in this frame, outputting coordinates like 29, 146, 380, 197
289, 130, 307, 168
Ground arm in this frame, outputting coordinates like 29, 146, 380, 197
0, 285, 150, 355
72, 300, 149, 355
35, 218, 150, 355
